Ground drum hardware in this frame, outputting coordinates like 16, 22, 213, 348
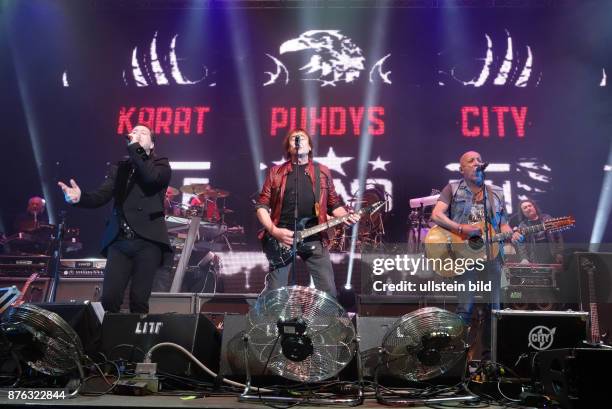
407, 190, 439, 253
179, 183, 210, 195
167, 185, 243, 291
329, 185, 388, 252
4, 222, 81, 256
197, 186, 230, 199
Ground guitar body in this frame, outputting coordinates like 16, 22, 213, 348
261, 218, 316, 270
424, 215, 575, 278
424, 222, 500, 278
260, 201, 387, 270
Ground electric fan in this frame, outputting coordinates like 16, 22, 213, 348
240, 285, 361, 405
1, 304, 84, 379
376, 307, 475, 405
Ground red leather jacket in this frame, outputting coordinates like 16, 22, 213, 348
255, 160, 344, 242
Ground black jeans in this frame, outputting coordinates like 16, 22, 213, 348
102, 236, 163, 313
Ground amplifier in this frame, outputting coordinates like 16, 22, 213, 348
491, 309, 588, 378
60, 259, 106, 278
56, 278, 104, 302
502, 263, 561, 288
0, 255, 49, 276
55, 281, 194, 313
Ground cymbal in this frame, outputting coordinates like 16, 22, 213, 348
180, 183, 210, 195
197, 186, 230, 199
166, 186, 179, 196
32, 223, 55, 232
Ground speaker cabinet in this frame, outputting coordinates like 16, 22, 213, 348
101, 313, 220, 380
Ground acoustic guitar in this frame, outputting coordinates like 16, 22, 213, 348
424, 216, 575, 277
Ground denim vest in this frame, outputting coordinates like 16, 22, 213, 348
448, 180, 507, 233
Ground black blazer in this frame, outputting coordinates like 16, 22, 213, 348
76, 143, 172, 256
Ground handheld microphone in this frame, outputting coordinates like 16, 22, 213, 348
294, 135, 301, 149
476, 162, 489, 172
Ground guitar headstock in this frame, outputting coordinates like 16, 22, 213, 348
544, 216, 575, 233
366, 201, 386, 215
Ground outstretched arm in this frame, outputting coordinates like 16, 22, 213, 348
58, 165, 117, 208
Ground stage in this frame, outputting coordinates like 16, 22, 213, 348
2, 0, 612, 408
0, 393, 511, 409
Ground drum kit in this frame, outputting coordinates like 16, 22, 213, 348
407, 190, 440, 253
328, 186, 388, 252
165, 183, 243, 251
164, 183, 244, 292
1, 224, 81, 256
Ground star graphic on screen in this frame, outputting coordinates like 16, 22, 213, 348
369, 156, 390, 171
315, 147, 353, 176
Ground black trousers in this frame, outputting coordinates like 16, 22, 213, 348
261, 241, 337, 298
102, 236, 163, 313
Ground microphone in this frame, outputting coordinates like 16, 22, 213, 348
476, 162, 489, 172
294, 135, 301, 149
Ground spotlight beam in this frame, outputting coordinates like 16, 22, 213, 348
5, 9, 56, 224
346, 3, 391, 289
589, 143, 612, 250
226, 7, 265, 189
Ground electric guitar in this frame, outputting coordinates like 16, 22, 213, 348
11, 272, 40, 307
262, 201, 385, 269
424, 216, 575, 277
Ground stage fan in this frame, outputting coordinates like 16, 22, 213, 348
376, 307, 475, 405
240, 285, 361, 405
1, 304, 84, 380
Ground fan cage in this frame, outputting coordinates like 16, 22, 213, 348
245, 285, 356, 382
381, 307, 467, 381
4, 304, 84, 376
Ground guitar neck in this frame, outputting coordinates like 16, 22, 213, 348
493, 222, 545, 242
300, 208, 366, 240
13, 273, 39, 307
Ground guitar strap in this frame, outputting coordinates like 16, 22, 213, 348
449, 180, 499, 223
314, 162, 321, 217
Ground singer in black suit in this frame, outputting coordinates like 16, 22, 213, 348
58, 124, 171, 313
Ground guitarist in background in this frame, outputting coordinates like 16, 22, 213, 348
255, 129, 358, 298
516, 199, 564, 264
431, 151, 523, 359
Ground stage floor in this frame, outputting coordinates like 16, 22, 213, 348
0, 393, 507, 409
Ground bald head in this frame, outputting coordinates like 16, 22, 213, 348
27, 196, 45, 215
459, 151, 484, 185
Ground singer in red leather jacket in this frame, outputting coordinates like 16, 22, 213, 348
255, 128, 358, 297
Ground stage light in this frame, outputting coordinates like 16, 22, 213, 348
225, 6, 265, 189
589, 144, 612, 250
169, 161, 211, 170
5, 5, 57, 224
346, 3, 391, 290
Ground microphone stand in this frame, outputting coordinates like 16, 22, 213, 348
289, 137, 300, 286
480, 170, 493, 262
46, 211, 66, 302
